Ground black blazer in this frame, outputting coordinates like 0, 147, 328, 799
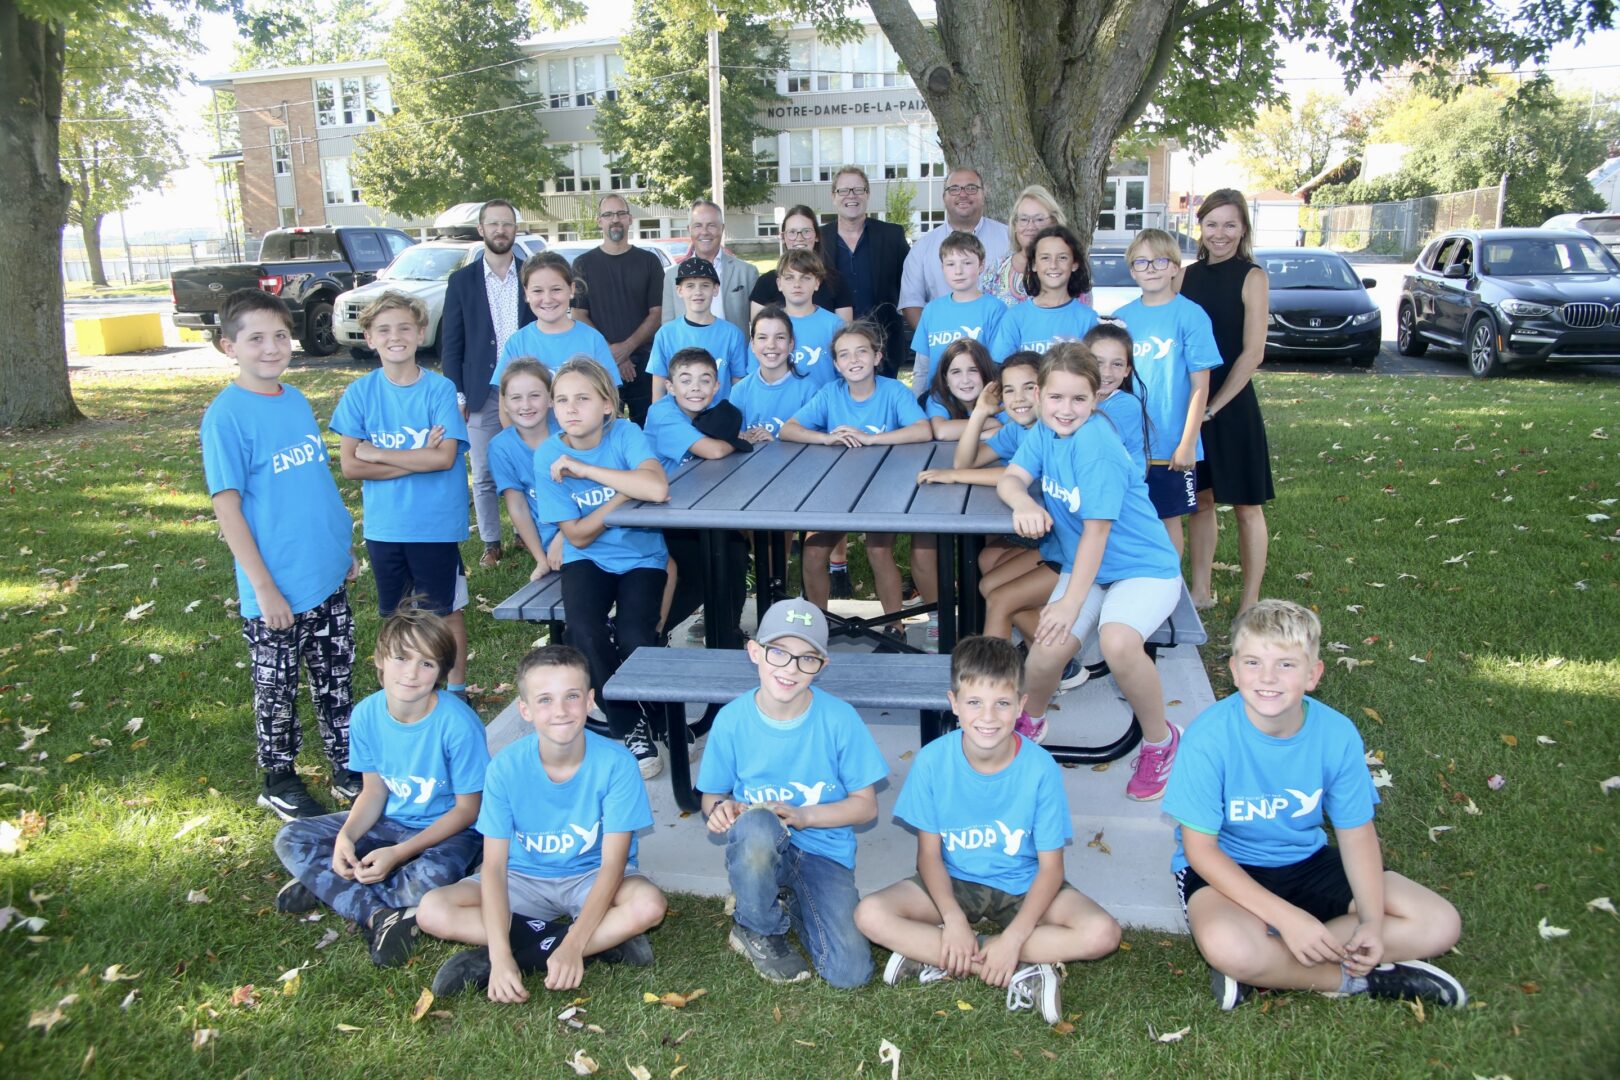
440, 253, 536, 413
820, 218, 911, 371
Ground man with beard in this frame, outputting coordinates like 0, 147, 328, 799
572, 194, 665, 425
899, 167, 1011, 333
442, 199, 535, 569
659, 199, 758, 337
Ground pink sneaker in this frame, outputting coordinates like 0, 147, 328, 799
1015, 711, 1048, 744
1125, 723, 1182, 801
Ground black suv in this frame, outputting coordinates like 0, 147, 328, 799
1397, 228, 1620, 376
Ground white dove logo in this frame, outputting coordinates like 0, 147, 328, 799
1287, 788, 1324, 818
568, 821, 602, 853
994, 820, 1026, 855
960, 325, 983, 341
863, 424, 885, 435
800, 346, 823, 367
402, 424, 431, 450
409, 776, 440, 804
789, 781, 828, 806
1133, 337, 1174, 362
303, 433, 327, 462
1041, 476, 1080, 515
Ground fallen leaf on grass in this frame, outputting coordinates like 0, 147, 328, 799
1535, 735, 1557, 745
1500, 734, 1518, 748
565, 1049, 599, 1075
28, 1006, 70, 1035
1405, 999, 1426, 1023
1537, 918, 1570, 940
124, 717, 143, 735
102, 964, 142, 982
230, 985, 259, 1009
772, 1005, 782, 1023
955, 1000, 973, 1011
1408, 655, 1427, 664
315, 928, 340, 949
1428, 826, 1453, 842
1153, 1024, 1191, 1043
1370, 769, 1393, 789
335, 1023, 363, 1033
184, 600, 202, 613
626, 1065, 652, 1080
172, 814, 211, 840
1602, 776, 1620, 795
192, 1028, 219, 1051
124, 601, 155, 621
1051, 1020, 1075, 1035
670, 1065, 688, 1078
793, 1039, 817, 1047
1335, 657, 1363, 672
120, 990, 139, 1010
185, 889, 210, 904
408, 987, 435, 1022
1362, 707, 1383, 725
879, 1038, 902, 1080
1587, 897, 1617, 916
1487, 775, 1506, 791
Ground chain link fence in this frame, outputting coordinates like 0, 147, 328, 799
1304, 186, 1502, 259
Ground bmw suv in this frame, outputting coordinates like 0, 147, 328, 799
1397, 228, 1620, 377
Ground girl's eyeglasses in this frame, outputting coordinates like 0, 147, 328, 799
762, 645, 825, 674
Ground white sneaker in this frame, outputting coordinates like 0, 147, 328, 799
624, 718, 663, 780
1006, 963, 1062, 1025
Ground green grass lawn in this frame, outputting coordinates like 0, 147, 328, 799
1, 366, 1616, 1077
63, 280, 173, 299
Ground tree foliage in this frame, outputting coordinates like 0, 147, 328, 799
592, 0, 788, 211
352, 0, 564, 219
1233, 90, 1362, 194
230, 0, 386, 69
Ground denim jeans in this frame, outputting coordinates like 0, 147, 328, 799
274, 813, 481, 928
725, 807, 872, 988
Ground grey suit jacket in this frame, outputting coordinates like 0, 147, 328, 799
659, 250, 759, 337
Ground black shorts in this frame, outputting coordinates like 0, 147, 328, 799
1175, 845, 1354, 924
366, 539, 464, 616
1145, 464, 1198, 519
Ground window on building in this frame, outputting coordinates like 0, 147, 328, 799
917, 125, 945, 178
852, 34, 881, 89
315, 79, 337, 127
339, 77, 364, 125
552, 145, 578, 193
608, 153, 639, 191
754, 135, 779, 183
787, 131, 813, 183
916, 209, 945, 232
884, 126, 910, 180
578, 143, 603, 192
786, 39, 812, 93
363, 75, 392, 122
278, 206, 298, 228
817, 128, 843, 182
815, 40, 841, 91
852, 126, 881, 176
547, 58, 572, 108
638, 218, 661, 239
573, 57, 598, 106
604, 54, 624, 101
757, 215, 779, 238
270, 127, 291, 176
322, 157, 361, 205
557, 225, 580, 242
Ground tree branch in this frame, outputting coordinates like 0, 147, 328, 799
1179, 0, 1243, 29
867, 0, 948, 88
1121, 0, 1188, 132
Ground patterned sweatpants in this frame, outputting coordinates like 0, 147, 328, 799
274, 813, 481, 928
240, 586, 355, 773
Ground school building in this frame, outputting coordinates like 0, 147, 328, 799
205, 15, 1172, 249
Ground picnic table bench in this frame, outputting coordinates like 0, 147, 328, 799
491, 574, 566, 641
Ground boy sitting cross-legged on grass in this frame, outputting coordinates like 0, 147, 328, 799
1163, 600, 1466, 1011
854, 635, 1120, 1024
272, 604, 486, 967
699, 599, 889, 987
418, 645, 667, 1002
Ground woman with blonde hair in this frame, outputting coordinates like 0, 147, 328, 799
981, 185, 1068, 306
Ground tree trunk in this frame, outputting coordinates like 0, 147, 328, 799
869, 0, 1179, 252
0, 0, 81, 428
82, 213, 108, 288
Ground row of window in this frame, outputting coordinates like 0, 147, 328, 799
753, 123, 945, 185
314, 75, 392, 129
783, 33, 907, 94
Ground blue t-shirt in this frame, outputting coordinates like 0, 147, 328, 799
347, 689, 489, 832
648, 318, 751, 401
1009, 419, 1180, 582
729, 369, 819, 438
787, 306, 846, 389
487, 425, 559, 550
532, 422, 668, 573
477, 730, 654, 879
492, 320, 620, 388
989, 299, 1100, 361
1164, 694, 1380, 874
642, 396, 705, 476
909, 293, 1005, 390
894, 733, 1072, 895
792, 377, 928, 435
328, 368, 469, 544
697, 687, 890, 869
1099, 390, 1150, 477
200, 384, 353, 619
984, 419, 1063, 565
1112, 296, 1221, 462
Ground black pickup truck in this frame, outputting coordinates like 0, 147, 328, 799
171, 226, 415, 355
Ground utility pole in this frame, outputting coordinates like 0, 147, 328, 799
708, 19, 724, 214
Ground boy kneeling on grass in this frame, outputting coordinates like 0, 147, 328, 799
1163, 600, 1466, 1011
417, 645, 667, 1002
854, 636, 1120, 1024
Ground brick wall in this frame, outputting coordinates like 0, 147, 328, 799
233, 77, 325, 237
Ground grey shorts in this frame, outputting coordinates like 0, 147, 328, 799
907, 873, 1078, 929
469, 866, 648, 922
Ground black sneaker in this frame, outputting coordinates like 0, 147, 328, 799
596, 932, 655, 967
330, 769, 363, 803
625, 718, 663, 780
368, 907, 419, 968
275, 878, 319, 915
258, 769, 327, 821
432, 946, 492, 996
829, 567, 853, 600
1211, 967, 1254, 1011
1364, 960, 1467, 1007
728, 924, 811, 984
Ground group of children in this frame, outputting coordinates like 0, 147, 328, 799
199, 221, 1466, 1016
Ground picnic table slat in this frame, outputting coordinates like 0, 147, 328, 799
603, 647, 953, 710
692, 440, 804, 512
662, 453, 739, 510
797, 445, 890, 514
743, 443, 843, 513
965, 480, 1010, 518
492, 578, 549, 621
851, 443, 936, 516
908, 443, 972, 517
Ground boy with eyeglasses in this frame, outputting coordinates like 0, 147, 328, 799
698, 599, 888, 988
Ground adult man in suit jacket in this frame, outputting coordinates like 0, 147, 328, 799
440, 199, 535, 568
821, 167, 910, 376
659, 198, 758, 337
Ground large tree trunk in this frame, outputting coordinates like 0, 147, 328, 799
0, 0, 81, 428
82, 213, 108, 288
870, 0, 1179, 251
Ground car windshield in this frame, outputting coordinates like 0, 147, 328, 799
1260, 254, 1361, 290
1579, 217, 1620, 238
382, 245, 471, 281
1088, 253, 1134, 287
1482, 237, 1619, 276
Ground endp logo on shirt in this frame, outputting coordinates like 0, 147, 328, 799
381, 774, 444, 804
571, 485, 618, 510
943, 819, 1027, 856
796, 346, 824, 368
1133, 337, 1174, 362
271, 434, 328, 474
1042, 476, 1081, 515
368, 425, 434, 450
741, 781, 829, 806
513, 820, 602, 855
1228, 787, 1323, 822
926, 325, 984, 348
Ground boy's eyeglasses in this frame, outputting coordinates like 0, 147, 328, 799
944, 184, 982, 196
762, 645, 825, 674
1131, 256, 1173, 271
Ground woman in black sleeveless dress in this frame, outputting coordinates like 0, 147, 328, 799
1177, 189, 1273, 613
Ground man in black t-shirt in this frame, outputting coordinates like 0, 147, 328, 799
573, 193, 665, 424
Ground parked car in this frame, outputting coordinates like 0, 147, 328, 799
1541, 213, 1620, 260
171, 226, 415, 355
1397, 228, 1620, 377
332, 235, 547, 358
1254, 248, 1382, 367
542, 240, 674, 269
1086, 247, 1139, 316
641, 238, 696, 264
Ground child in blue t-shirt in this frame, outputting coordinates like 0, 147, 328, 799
490, 253, 621, 414
855, 636, 1120, 1022
531, 359, 670, 779
909, 231, 1005, 391
1085, 323, 1151, 478
1111, 229, 1220, 545
699, 600, 888, 988
781, 322, 931, 623
418, 645, 667, 1001
488, 358, 563, 581
731, 306, 818, 442
997, 343, 1185, 800
1163, 601, 1466, 1011
273, 606, 486, 967
649, 257, 750, 403
776, 249, 847, 389
201, 289, 358, 820
989, 225, 1099, 360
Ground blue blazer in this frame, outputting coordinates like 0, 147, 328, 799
441, 253, 536, 413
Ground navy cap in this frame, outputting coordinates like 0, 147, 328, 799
676, 256, 720, 284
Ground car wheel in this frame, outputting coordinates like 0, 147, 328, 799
1467, 315, 1503, 378
300, 300, 339, 357
1396, 302, 1427, 356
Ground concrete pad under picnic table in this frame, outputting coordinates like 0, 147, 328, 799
482, 602, 1216, 933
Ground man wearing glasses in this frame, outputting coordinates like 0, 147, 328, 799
822, 166, 911, 376
659, 199, 759, 337
441, 198, 536, 569
898, 167, 1010, 333
572, 194, 664, 424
